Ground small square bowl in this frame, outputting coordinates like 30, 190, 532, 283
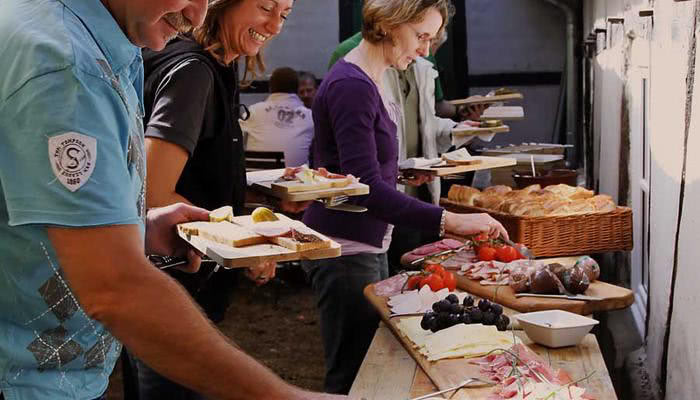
515, 310, 599, 348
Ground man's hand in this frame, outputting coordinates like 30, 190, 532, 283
145, 203, 210, 273
244, 259, 277, 285
399, 172, 434, 187
278, 199, 313, 214
458, 104, 490, 121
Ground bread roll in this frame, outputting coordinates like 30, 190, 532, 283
474, 194, 504, 210
447, 185, 462, 201
567, 199, 597, 214
483, 185, 512, 196
521, 184, 542, 194
587, 194, 616, 212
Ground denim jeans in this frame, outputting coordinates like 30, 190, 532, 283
126, 355, 208, 400
302, 252, 389, 394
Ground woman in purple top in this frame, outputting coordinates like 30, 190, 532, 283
301, 0, 508, 394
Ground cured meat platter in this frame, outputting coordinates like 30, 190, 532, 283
364, 277, 600, 399
453, 256, 634, 315
247, 167, 369, 202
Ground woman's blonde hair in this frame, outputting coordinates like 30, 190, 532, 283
362, 0, 455, 44
192, 0, 265, 86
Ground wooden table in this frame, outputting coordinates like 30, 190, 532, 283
350, 323, 618, 400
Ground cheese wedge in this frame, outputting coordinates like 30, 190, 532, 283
178, 221, 266, 248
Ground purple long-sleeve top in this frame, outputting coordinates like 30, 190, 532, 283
303, 59, 443, 248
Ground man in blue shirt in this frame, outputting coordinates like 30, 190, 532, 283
0, 1, 346, 400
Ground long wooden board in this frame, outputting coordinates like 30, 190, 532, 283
402, 156, 516, 176
449, 92, 524, 106
363, 284, 615, 399
350, 324, 617, 400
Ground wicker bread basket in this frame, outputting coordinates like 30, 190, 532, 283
440, 198, 633, 257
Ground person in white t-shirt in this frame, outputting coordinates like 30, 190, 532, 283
240, 67, 314, 167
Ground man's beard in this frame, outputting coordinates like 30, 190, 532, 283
163, 12, 192, 36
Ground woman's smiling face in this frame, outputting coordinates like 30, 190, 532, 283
224, 0, 293, 57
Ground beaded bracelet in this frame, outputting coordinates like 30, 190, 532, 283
439, 209, 447, 237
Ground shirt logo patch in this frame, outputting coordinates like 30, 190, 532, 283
48, 132, 97, 192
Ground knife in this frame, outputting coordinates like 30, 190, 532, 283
515, 293, 603, 301
408, 245, 468, 266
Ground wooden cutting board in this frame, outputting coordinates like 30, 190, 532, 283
252, 180, 369, 202
449, 92, 524, 106
364, 284, 517, 398
402, 156, 516, 176
363, 284, 602, 399
177, 215, 341, 268
452, 125, 510, 136
454, 256, 634, 315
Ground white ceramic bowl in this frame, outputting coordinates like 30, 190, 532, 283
515, 310, 599, 348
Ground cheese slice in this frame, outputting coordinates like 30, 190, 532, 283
178, 221, 266, 248
395, 317, 521, 361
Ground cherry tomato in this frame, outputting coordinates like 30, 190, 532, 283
442, 271, 457, 291
496, 245, 519, 263
473, 233, 489, 242
424, 263, 446, 277
406, 275, 423, 290
478, 246, 498, 262
420, 273, 445, 291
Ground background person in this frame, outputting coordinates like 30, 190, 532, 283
301, 0, 508, 394
0, 0, 345, 399
298, 70, 319, 109
137, 1, 314, 399
240, 67, 314, 167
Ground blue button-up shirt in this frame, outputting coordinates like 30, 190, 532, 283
0, 0, 146, 398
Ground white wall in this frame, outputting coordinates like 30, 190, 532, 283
257, 1, 339, 79
587, 0, 698, 396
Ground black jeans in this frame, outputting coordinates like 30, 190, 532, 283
302, 252, 389, 394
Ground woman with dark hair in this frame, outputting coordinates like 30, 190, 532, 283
131, 1, 318, 399
301, 0, 509, 394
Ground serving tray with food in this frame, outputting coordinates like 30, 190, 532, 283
247, 166, 369, 202
177, 206, 340, 268
400, 150, 517, 177
452, 119, 511, 136
448, 88, 524, 106
365, 271, 601, 399
441, 183, 633, 256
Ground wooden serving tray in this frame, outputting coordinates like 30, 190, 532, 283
452, 125, 510, 136
451, 256, 634, 315
449, 92, 524, 106
252, 180, 369, 202
402, 156, 516, 176
177, 215, 341, 268
363, 283, 605, 399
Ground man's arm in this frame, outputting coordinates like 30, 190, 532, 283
145, 137, 192, 207
47, 224, 342, 400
